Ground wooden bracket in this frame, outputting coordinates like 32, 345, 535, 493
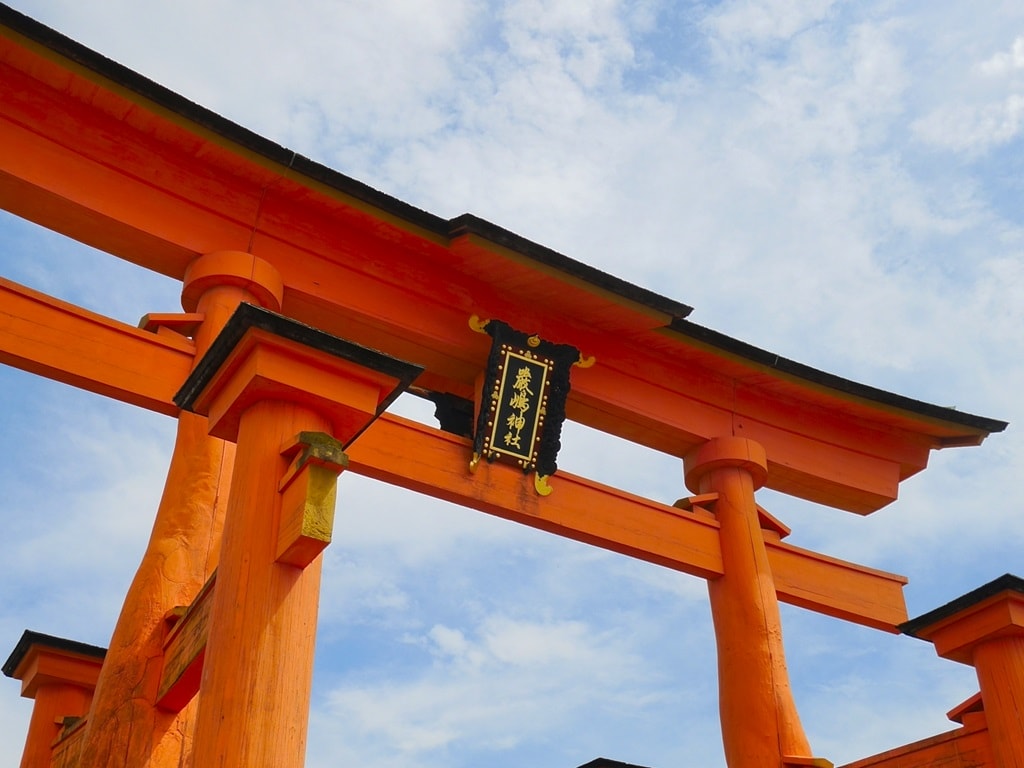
138, 312, 204, 339
275, 432, 348, 568
157, 574, 216, 712
673, 494, 791, 539
673, 492, 720, 511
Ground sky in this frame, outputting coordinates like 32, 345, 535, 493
0, 1, 1022, 766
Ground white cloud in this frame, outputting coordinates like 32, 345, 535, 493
913, 94, 1024, 153
316, 613, 659, 765
979, 34, 1024, 76
702, 0, 838, 60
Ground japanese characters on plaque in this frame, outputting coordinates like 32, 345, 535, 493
471, 319, 582, 493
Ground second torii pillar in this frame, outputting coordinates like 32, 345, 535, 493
685, 437, 824, 768
175, 303, 421, 767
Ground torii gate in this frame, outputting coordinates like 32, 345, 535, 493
0, 5, 1012, 768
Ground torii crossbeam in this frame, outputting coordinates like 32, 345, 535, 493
0, 5, 1008, 768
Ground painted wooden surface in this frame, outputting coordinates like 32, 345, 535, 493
50, 719, 89, 768
0, 11, 1013, 768
840, 716, 993, 768
76, 257, 284, 768
10, 660, 98, 768
191, 400, 332, 768
685, 438, 814, 768
157, 575, 216, 713
0, 280, 910, 629
0, 18, 1001, 516
974, 637, 1024, 768
0, 276, 193, 415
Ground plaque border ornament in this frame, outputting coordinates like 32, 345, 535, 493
469, 317, 589, 495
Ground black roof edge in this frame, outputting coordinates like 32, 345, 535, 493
900, 574, 1024, 637
669, 317, 1008, 435
576, 759, 655, 768
448, 214, 694, 320
174, 303, 423, 416
0, 3, 690, 325
3, 629, 107, 678
0, 3, 447, 237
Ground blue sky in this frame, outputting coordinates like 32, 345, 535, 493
1, 1, 1022, 766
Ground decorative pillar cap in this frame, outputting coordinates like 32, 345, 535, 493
2, 630, 106, 698
900, 574, 1024, 664
174, 303, 423, 444
683, 436, 768, 493
181, 251, 284, 313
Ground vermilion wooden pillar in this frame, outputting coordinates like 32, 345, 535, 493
902, 575, 1024, 768
175, 304, 421, 768
2, 631, 105, 768
77, 252, 283, 768
684, 438, 825, 768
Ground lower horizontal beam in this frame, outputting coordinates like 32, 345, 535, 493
0, 276, 193, 415
346, 414, 909, 631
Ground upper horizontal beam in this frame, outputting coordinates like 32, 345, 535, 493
0, 16, 1004, 514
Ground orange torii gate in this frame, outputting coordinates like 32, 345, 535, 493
0, 5, 1016, 768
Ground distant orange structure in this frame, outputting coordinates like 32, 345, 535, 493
0, 5, 1017, 767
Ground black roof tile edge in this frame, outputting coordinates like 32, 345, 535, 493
670, 318, 1008, 435
0, 3, 1006, 437
174, 303, 423, 416
0, 3, 691, 324
3, 629, 106, 678
900, 574, 1024, 637
448, 215, 694, 320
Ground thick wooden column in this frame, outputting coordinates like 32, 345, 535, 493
78, 252, 283, 768
974, 637, 1024, 767
2, 632, 105, 768
192, 399, 331, 766
684, 437, 820, 768
902, 574, 1024, 768
177, 304, 421, 768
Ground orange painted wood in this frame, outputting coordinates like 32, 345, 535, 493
50, 718, 89, 768
839, 717, 993, 768
157, 575, 216, 713
18, 683, 92, 768
0, 22, 995, 515
686, 438, 814, 768
185, 310, 411, 766
7, 639, 101, 768
0, 277, 909, 626
192, 400, 331, 768
765, 541, 907, 631
973, 637, 1024, 767
0, 276, 193, 415
347, 413, 909, 629
77, 273, 282, 768
920, 592, 1024, 665
897, 584, 1024, 767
